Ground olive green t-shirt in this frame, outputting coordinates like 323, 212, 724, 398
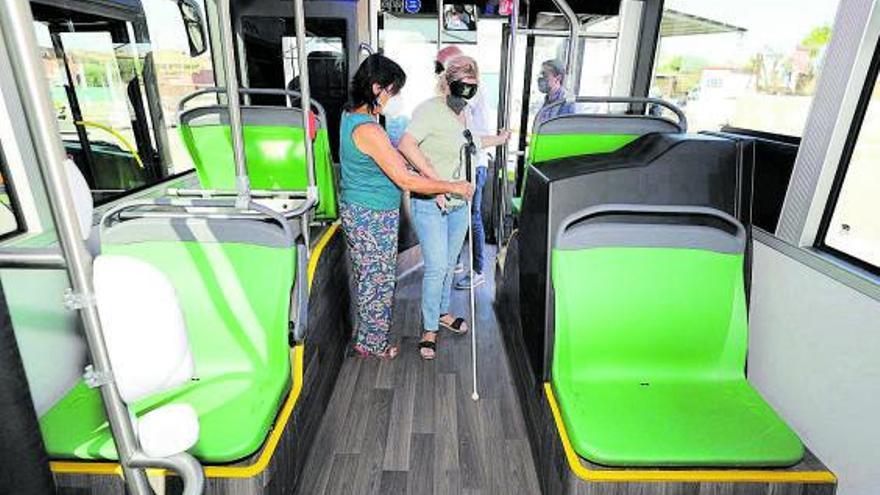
405, 97, 471, 205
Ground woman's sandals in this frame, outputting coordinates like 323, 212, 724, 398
353, 343, 400, 361
418, 337, 437, 360
439, 313, 469, 334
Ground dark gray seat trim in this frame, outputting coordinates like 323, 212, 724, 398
537, 114, 681, 136
556, 222, 746, 254
555, 204, 746, 254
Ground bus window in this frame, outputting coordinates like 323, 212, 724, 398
517, 15, 620, 138
820, 64, 880, 271
30, 0, 213, 204
142, 0, 215, 175
650, 0, 840, 137
241, 16, 348, 161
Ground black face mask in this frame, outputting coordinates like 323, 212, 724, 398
447, 95, 468, 115
449, 80, 478, 100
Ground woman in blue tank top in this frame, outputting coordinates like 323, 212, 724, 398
340, 54, 473, 360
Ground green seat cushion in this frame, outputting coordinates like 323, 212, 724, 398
551, 244, 803, 467
41, 237, 295, 463
553, 379, 803, 467
179, 123, 338, 220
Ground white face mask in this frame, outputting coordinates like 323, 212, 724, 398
382, 94, 405, 118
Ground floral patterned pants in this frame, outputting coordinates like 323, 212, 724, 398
340, 201, 400, 354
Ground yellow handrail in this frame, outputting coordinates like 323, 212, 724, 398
75, 120, 144, 169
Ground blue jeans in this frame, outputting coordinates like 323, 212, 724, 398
471, 167, 487, 274
411, 197, 470, 332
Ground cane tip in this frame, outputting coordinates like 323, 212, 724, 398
471, 392, 480, 401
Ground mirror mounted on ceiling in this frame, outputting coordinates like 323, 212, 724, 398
442, 3, 479, 44
177, 0, 208, 57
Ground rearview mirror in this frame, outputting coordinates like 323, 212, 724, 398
177, 0, 207, 57
442, 4, 478, 44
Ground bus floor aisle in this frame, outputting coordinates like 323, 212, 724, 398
296, 246, 541, 495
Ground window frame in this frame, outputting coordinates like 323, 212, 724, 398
815, 38, 880, 276
0, 143, 27, 241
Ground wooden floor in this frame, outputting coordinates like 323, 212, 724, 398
295, 249, 542, 495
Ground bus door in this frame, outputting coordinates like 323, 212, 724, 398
30, 2, 167, 203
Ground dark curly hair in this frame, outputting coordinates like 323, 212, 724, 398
348, 54, 407, 113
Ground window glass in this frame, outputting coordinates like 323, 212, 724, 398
240, 16, 348, 160
822, 73, 880, 269
142, 0, 215, 175
651, 0, 840, 136
31, 0, 213, 204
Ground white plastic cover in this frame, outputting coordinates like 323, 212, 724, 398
93, 254, 194, 404
64, 159, 93, 241
137, 403, 200, 458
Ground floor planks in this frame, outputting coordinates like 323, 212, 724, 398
296, 248, 542, 495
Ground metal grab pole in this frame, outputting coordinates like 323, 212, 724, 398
292, 0, 316, 193
551, 0, 580, 101
292, 0, 317, 252
436, 0, 443, 51
0, 3, 152, 494
495, 0, 518, 243
217, 0, 250, 207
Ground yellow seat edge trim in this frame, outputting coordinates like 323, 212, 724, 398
543, 383, 836, 484
50, 224, 341, 479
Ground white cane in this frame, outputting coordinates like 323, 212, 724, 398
462, 130, 480, 401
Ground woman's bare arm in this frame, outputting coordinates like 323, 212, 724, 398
398, 132, 440, 180
354, 123, 473, 198
478, 129, 512, 149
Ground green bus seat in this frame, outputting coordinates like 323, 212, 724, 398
179, 105, 338, 220
550, 206, 803, 467
514, 113, 682, 214
40, 217, 296, 463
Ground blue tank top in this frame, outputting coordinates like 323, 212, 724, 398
339, 112, 402, 211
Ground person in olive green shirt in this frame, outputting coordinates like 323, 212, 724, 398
398, 54, 509, 360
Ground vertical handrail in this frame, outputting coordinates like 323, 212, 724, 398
551, 0, 579, 102
292, 0, 317, 195
0, 2, 152, 494
217, 0, 250, 207
436, 0, 443, 51
496, 1, 519, 242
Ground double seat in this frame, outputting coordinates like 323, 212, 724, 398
550, 205, 803, 467
178, 90, 338, 221
40, 212, 298, 463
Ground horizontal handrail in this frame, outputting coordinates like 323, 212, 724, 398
100, 197, 303, 246
178, 87, 328, 128
167, 188, 309, 200
541, 96, 688, 133
0, 248, 66, 269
